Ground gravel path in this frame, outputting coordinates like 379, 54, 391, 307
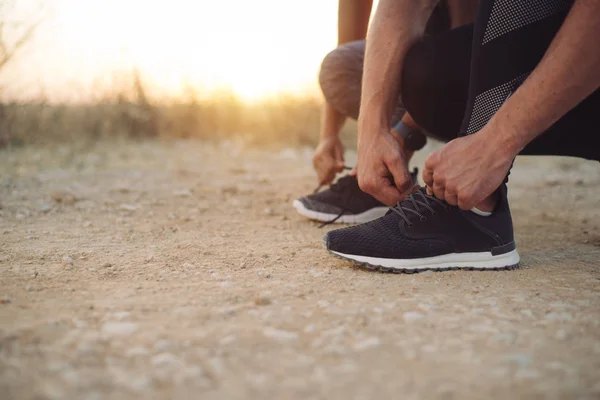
1, 139, 599, 399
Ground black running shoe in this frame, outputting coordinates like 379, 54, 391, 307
323, 184, 520, 272
293, 169, 418, 225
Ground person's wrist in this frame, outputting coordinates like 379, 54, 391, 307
319, 133, 340, 143
358, 105, 391, 129
483, 117, 523, 159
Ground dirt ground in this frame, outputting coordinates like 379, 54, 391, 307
1, 139, 599, 399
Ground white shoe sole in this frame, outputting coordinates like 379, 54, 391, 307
293, 199, 388, 224
330, 249, 520, 272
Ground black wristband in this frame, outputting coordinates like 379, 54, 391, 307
392, 121, 427, 151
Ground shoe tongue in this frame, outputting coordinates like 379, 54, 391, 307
330, 174, 357, 191
336, 175, 356, 184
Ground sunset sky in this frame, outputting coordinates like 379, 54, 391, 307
1, 0, 357, 102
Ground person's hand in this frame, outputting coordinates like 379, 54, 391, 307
313, 136, 345, 185
422, 128, 517, 210
356, 128, 414, 206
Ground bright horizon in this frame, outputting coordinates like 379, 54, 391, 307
1, 0, 349, 103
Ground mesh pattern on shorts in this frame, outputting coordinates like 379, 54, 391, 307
482, 0, 573, 45
466, 72, 529, 134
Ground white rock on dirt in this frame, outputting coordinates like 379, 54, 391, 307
403, 311, 425, 323
39, 203, 52, 213
151, 352, 180, 367
113, 311, 131, 320
126, 347, 149, 357
263, 327, 298, 341
219, 335, 237, 346
173, 189, 193, 197
153, 340, 173, 352
102, 322, 138, 337
353, 337, 382, 351
62, 256, 73, 265
119, 203, 137, 211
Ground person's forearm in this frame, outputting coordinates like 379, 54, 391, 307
359, 0, 439, 133
488, 0, 600, 154
321, 103, 347, 140
338, 0, 373, 44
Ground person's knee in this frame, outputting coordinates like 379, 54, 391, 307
319, 41, 365, 120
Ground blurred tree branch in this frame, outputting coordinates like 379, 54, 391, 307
0, 0, 42, 72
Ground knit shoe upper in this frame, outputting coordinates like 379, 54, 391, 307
323, 185, 519, 271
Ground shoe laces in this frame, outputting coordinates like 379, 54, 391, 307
316, 168, 420, 228
389, 189, 449, 227
315, 172, 355, 228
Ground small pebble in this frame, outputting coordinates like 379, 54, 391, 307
153, 340, 172, 352
151, 352, 179, 367
119, 204, 137, 212
102, 322, 138, 337
263, 327, 298, 341
62, 256, 73, 265
219, 335, 237, 346
126, 347, 149, 357
403, 311, 425, 323
1, 297, 12, 304
353, 337, 381, 351
174, 189, 192, 197
501, 353, 532, 367
254, 297, 272, 306
51, 190, 77, 205
545, 312, 573, 321
102, 263, 112, 269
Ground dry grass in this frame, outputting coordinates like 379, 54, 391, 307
0, 89, 358, 149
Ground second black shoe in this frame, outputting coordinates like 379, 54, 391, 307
323, 185, 520, 272
293, 169, 418, 225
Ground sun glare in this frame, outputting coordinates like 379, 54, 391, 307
3, 0, 340, 102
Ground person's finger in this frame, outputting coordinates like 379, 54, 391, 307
374, 178, 404, 206
422, 165, 434, 188
318, 165, 336, 185
457, 194, 475, 211
426, 185, 434, 196
432, 181, 445, 201
444, 190, 458, 206
385, 157, 413, 196
334, 145, 345, 163
458, 190, 483, 211
423, 152, 439, 188
359, 174, 402, 206
334, 161, 345, 172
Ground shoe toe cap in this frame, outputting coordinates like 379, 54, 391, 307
323, 226, 361, 253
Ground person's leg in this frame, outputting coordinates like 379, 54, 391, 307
319, 2, 453, 129
401, 24, 473, 142
318, 40, 367, 122
320, 40, 407, 127
460, 0, 599, 161
402, 0, 600, 161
